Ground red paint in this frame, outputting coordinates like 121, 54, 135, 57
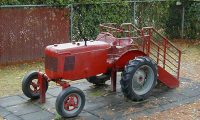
55, 79, 70, 90
36, 23, 182, 103
45, 41, 110, 80
114, 50, 146, 70
38, 72, 46, 103
64, 94, 79, 111
158, 66, 179, 88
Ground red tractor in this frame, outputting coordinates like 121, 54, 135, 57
22, 23, 181, 118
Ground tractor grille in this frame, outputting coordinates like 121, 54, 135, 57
45, 55, 58, 72
64, 56, 75, 71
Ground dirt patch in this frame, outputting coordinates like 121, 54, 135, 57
174, 40, 200, 81
137, 100, 200, 120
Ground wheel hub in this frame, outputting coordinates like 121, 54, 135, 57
64, 95, 79, 111
132, 65, 155, 95
134, 70, 146, 85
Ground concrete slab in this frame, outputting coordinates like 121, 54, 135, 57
0, 106, 11, 117
6, 103, 41, 116
20, 110, 54, 120
4, 114, 22, 120
0, 77, 200, 120
0, 96, 26, 107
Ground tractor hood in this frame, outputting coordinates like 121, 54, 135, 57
44, 40, 110, 79
45, 41, 110, 55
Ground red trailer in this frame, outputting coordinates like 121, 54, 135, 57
22, 23, 181, 118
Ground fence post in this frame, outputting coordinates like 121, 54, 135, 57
181, 5, 185, 39
133, 2, 136, 24
70, 4, 74, 42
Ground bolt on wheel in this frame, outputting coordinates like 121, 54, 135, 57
63, 93, 81, 113
56, 87, 85, 118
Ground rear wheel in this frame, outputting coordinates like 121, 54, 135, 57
120, 56, 157, 101
22, 71, 48, 99
87, 73, 110, 85
56, 87, 85, 118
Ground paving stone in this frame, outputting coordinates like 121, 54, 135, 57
92, 108, 124, 120
91, 100, 147, 120
35, 97, 56, 114
46, 87, 61, 97
178, 86, 200, 97
20, 110, 54, 120
6, 102, 41, 116
0, 96, 26, 107
145, 105, 165, 114
0, 77, 200, 120
19, 93, 53, 100
160, 101, 183, 111
176, 94, 200, 106
0, 106, 11, 117
4, 114, 22, 120
73, 82, 92, 91
159, 94, 200, 111
154, 89, 188, 103
84, 101, 107, 111
67, 111, 100, 120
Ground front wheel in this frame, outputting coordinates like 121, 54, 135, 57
22, 71, 48, 99
55, 87, 85, 118
120, 56, 157, 101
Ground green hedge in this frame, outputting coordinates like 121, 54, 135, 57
166, 1, 200, 39
1, 0, 200, 40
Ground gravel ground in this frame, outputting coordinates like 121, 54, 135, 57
137, 101, 200, 120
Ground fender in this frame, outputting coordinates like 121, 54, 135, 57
115, 49, 146, 70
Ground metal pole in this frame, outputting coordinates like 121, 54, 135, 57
70, 4, 74, 41
181, 6, 185, 38
133, 2, 136, 24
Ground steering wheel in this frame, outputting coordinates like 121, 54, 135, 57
96, 32, 114, 41
96, 32, 117, 46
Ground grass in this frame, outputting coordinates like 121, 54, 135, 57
0, 62, 44, 97
89, 89, 105, 97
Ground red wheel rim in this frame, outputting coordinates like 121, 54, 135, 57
64, 94, 79, 111
30, 79, 39, 94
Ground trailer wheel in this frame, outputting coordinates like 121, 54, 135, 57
22, 71, 48, 99
87, 73, 110, 85
56, 87, 85, 118
120, 56, 157, 101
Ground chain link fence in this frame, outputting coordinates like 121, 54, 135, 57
70, 1, 200, 40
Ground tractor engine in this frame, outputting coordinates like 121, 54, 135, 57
44, 41, 110, 80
